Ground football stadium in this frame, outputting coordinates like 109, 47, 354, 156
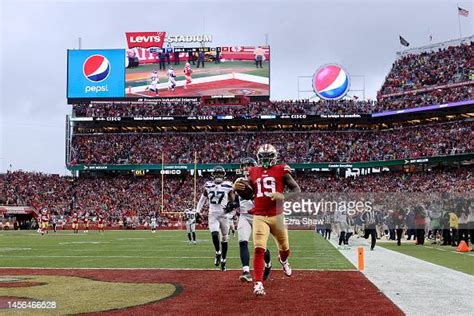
1, 0, 473, 315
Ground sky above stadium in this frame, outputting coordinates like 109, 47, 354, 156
0, 0, 472, 174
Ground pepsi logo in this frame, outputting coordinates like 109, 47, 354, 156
83, 55, 111, 82
312, 64, 350, 100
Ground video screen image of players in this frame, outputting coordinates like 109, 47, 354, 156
125, 46, 270, 98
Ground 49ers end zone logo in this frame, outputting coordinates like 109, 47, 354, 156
0, 275, 177, 313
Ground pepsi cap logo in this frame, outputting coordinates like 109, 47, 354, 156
312, 64, 350, 100
83, 55, 111, 82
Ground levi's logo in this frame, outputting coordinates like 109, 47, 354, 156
130, 35, 161, 43
126, 32, 166, 48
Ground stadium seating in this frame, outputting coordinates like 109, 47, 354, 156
2, 168, 472, 227
72, 84, 472, 117
380, 42, 472, 95
70, 121, 472, 165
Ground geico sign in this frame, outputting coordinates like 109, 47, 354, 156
160, 170, 182, 175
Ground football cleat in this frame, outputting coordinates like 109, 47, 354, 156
239, 271, 252, 283
221, 260, 227, 272
279, 256, 292, 277
214, 253, 221, 267
253, 282, 266, 297
263, 264, 272, 281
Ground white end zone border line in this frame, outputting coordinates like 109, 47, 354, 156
128, 73, 269, 93
329, 236, 474, 315
0, 266, 355, 271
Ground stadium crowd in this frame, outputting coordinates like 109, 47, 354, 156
72, 99, 379, 117
72, 84, 472, 117
377, 85, 472, 111
380, 42, 473, 95
70, 121, 473, 165
1, 167, 471, 218
2, 168, 472, 248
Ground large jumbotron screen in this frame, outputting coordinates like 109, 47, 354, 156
67, 46, 270, 102
125, 46, 270, 98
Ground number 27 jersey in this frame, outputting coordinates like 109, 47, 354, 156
205, 180, 233, 215
248, 164, 291, 216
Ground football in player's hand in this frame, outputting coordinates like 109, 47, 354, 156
234, 178, 254, 200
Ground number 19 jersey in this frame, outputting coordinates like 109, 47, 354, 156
204, 180, 233, 216
248, 164, 291, 216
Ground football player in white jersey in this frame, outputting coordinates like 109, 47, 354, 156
167, 65, 176, 92
145, 69, 160, 95
228, 158, 272, 282
150, 215, 157, 233
184, 208, 198, 244
196, 166, 235, 271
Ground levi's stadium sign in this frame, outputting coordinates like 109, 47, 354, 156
125, 32, 213, 49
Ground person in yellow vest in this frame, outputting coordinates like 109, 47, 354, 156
449, 209, 459, 247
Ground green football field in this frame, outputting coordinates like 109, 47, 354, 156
379, 243, 474, 275
0, 230, 354, 270
126, 60, 269, 87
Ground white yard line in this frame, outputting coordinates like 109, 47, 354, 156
0, 266, 354, 272
330, 237, 474, 316
424, 245, 473, 256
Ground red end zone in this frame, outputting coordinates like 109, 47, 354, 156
1, 269, 402, 315
126, 78, 269, 98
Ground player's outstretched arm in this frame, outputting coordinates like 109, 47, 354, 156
196, 192, 207, 214
224, 191, 239, 213
270, 173, 300, 201
283, 173, 301, 200
228, 190, 236, 204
